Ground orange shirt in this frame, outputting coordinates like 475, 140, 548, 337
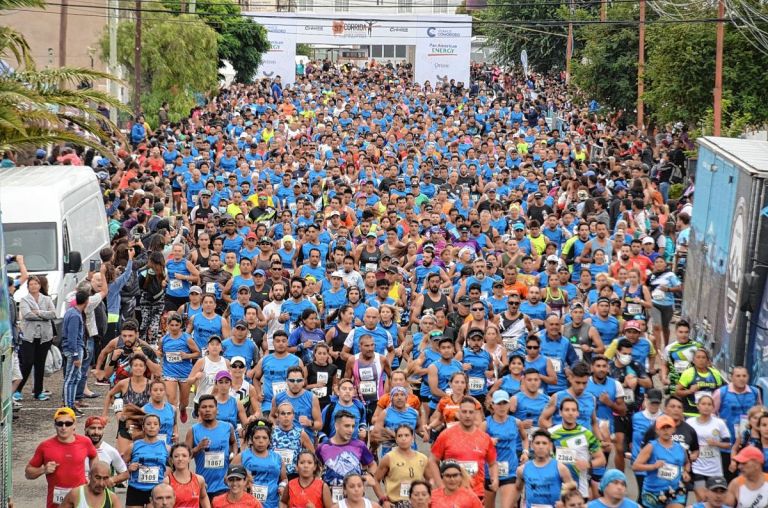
504, 281, 528, 299
437, 396, 482, 426
377, 393, 421, 411
431, 487, 483, 508
211, 493, 262, 508
431, 425, 497, 498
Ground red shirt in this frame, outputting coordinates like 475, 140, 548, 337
211, 492, 263, 508
286, 477, 324, 507
28, 434, 98, 507
431, 486, 484, 508
431, 425, 497, 498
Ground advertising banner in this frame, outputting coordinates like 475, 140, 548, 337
257, 23, 297, 84
414, 24, 472, 85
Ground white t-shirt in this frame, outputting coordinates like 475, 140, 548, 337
686, 415, 730, 476
94, 441, 127, 476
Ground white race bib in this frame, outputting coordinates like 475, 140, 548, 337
652, 288, 665, 301
138, 466, 160, 483
53, 487, 71, 505
658, 463, 679, 480
112, 398, 124, 413
360, 381, 377, 396
498, 461, 509, 477
365, 263, 378, 272
550, 358, 562, 373
624, 390, 635, 404
627, 303, 642, 315
317, 371, 329, 384
169, 279, 183, 291
311, 386, 327, 398
458, 461, 478, 476
272, 381, 288, 395
204, 451, 225, 469
556, 448, 576, 464
503, 337, 518, 352
469, 377, 485, 391
400, 482, 411, 498
165, 352, 182, 363
673, 360, 690, 374
699, 446, 717, 459
252, 484, 268, 502
206, 282, 216, 294
275, 448, 294, 465
332, 486, 344, 503
358, 366, 374, 381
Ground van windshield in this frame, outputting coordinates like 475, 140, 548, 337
3, 222, 58, 272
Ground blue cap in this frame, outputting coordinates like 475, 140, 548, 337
35, 148, 46, 158
215, 176, 225, 182
492, 390, 510, 404
599, 469, 627, 493
513, 223, 525, 231
253, 269, 265, 276
584, 170, 596, 177
614, 181, 628, 191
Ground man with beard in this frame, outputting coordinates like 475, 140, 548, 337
279, 277, 317, 333
411, 273, 452, 325
263, 281, 287, 352
497, 291, 533, 357
562, 302, 604, 363
562, 222, 592, 279
83, 416, 128, 486
413, 247, 449, 294
199, 252, 232, 311
95, 319, 160, 382
60, 461, 122, 508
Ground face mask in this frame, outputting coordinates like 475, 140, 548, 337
218, 206, 227, 214
618, 353, 632, 366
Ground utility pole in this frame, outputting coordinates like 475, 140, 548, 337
637, 0, 645, 130
133, 0, 142, 115
565, 0, 574, 82
600, 0, 607, 22
109, 0, 118, 122
58, 0, 68, 67
713, 0, 724, 136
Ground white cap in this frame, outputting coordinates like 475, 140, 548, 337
546, 254, 560, 263
642, 236, 655, 245
331, 270, 345, 278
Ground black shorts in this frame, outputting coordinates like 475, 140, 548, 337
125, 486, 153, 506
117, 420, 132, 440
485, 477, 516, 490
164, 295, 188, 313
419, 393, 431, 403
614, 415, 632, 436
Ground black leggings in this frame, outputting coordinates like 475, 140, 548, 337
17, 338, 52, 396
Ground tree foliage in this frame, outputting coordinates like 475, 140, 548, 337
163, 0, 270, 83
102, 12, 218, 124
0, 0, 123, 156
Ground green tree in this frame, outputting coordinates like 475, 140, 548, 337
163, 0, 269, 83
571, 3, 640, 117
644, 18, 768, 130
102, 13, 219, 124
0, 0, 123, 155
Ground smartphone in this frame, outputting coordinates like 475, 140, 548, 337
132, 233, 141, 241
89, 259, 101, 272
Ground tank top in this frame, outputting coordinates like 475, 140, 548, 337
644, 439, 686, 494
562, 322, 593, 362
241, 448, 282, 507
195, 249, 210, 270
230, 379, 252, 410
523, 459, 562, 507
271, 426, 303, 476
124, 379, 151, 407
383, 448, 429, 502
588, 237, 613, 260
195, 356, 228, 403
623, 284, 645, 319
421, 292, 450, 315
166, 258, 191, 298
192, 313, 223, 351
330, 325, 350, 374
499, 313, 527, 357
75, 485, 114, 508
338, 500, 373, 508
544, 287, 567, 317
352, 353, 386, 402
217, 396, 239, 432
286, 477, 325, 508
359, 247, 381, 271
168, 472, 202, 508
485, 414, 521, 480
737, 475, 768, 508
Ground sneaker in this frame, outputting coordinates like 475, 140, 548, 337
180, 407, 188, 424
94, 379, 111, 386
73, 407, 85, 417
12, 392, 22, 402
42, 389, 52, 396
12, 401, 21, 411
36, 392, 51, 401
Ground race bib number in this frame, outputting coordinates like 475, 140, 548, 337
458, 461, 478, 476
503, 337, 518, 352
204, 451, 225, 469
275, 448, 294, 465
694, 391, 713, 403
252, 484, 268, 502
317, 371, 329, 384
550, 358, 562, 373
498, 461, 509, 477
53, 487, 71, 505
469, 377, 485, 391
205, 282, 216, 294
272, 381, 288, 395
365, 263, 378, 272
360, 381, 377, 396
658, 464, 679, 480
138, 466, 160, 484
556, 448, 576, 464
205, 374, 215, 386
627, 303, 642, 315
652, 288, 666, 301
673, 360, 689, 374
332, 487, 344, 503
311, 386, 327, 398
169, 279, 183, 291
113, 398, 124, 413
624, 390, 636, 404
358, 366, 374, 381
699, 446, 717, 459
165, 352, 182, 363
400, 482, 411, 498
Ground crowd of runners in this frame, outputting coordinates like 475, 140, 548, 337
10, 60, 766, 508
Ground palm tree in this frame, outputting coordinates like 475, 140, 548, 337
0, 0, 124, 158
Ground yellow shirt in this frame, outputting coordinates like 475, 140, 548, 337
383, 448, 429, 502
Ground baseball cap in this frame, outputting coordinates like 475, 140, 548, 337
260, 236, 272, 244
54, 407, 76, 421
459, 225, 470, 232
226, 465, 248, 480
253, 269, 265, 277
331, 270, 345, 278
646, 388, 663, 403
534, 192, 544, 199
234, 320, 248, 329
467, 329, 485, 340
366, 232, 377, 238
513, 223, 525, 231
230, 356, 247, 367
282, 235, 294, 243
734, 446, 765, 464
207, 335, 222, 344
655, 415, 676, 430
237, 284, 251, 292
458, 295, 471, 305
492, 390, 510, 404
437, 336, 455, 345
546, 255, 560, 263
642, 236, 655, 245
215, 370, 232, 382
706, 477, 728, 491
246, 231, 257, 240
624, 320, 643, 331
189, 285, 202, 294
199, 189, 212, 197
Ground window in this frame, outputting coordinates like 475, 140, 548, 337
383, 45, 394, 57
371, 45, 382, 57
3, 222, 58, 272
433, 0, 448, 13
334, 0, 349, 11
297, 0, 313, 10
398, 0, 412, 13
395, 45, 406, 58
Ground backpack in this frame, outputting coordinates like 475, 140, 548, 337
45, 345, 63, 377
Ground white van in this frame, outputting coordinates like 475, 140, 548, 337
0, 165, 110, 320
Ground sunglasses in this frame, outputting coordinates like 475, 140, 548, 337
471, 307, 485, 312
526, 345, 540, 350
442, 472, 461, 479
508, 301, 520, 305
287, 378, 304, 384
55, 420, 75, 428
231, 364, 245, 369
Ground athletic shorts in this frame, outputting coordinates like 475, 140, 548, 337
641, 489, 687, 508
651, 304, 674, 329
125, 486, 153, 506
485, 477, 516, 490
